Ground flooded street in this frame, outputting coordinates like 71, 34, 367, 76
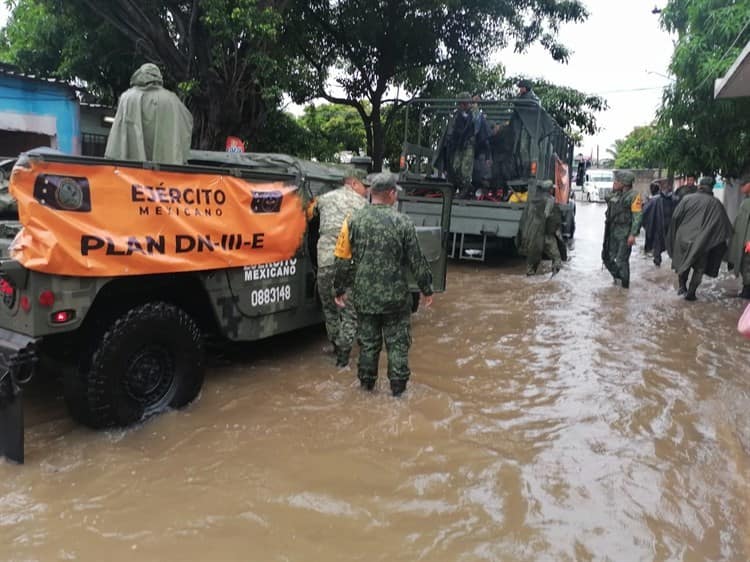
2, 202, 749, 561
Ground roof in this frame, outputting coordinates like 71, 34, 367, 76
714, 40, 750, 99
0, 62, 79, 93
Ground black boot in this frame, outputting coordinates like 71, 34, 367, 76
390, 379, 407, 397
360, 378, 376, 391
621, 279, 630, 289
740, 285, 750, 299
335, 348, 351, 368
685, 290, 697, 301
677, 272, 688, 295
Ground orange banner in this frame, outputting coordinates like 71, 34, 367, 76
9, 160, 306, 277
555, 157, 570, 204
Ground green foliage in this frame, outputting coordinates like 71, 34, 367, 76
0, 0, 294, 149
612, 126, 664, 169
287, 0, 589, 169
253, 110, 311, 156
299, 103, 367, 162
656, 0, 750, 176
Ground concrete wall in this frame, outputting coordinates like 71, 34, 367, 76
0, 75, 80, 155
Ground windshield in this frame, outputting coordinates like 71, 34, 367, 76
589, 174, 613, 183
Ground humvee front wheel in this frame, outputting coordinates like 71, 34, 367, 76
73, 302, 204, 429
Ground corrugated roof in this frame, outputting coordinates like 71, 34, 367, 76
0, 62, 80, 91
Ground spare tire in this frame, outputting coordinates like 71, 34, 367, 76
77, 302, 204, 429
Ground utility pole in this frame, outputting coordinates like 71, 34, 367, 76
596, 145, 599, 167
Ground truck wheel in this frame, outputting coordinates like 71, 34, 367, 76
81, 302, 204, 429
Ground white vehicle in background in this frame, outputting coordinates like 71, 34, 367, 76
583, 169, 614, 202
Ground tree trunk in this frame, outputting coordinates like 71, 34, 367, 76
371, 103, 385, 172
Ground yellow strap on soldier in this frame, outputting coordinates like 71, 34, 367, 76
631, 193, 642, 213
334, 217, 352, 259
305, 199, 317, 221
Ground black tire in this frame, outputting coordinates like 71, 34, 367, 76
74, 302, 204, 429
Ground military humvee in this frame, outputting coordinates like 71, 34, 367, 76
398, 98, 575, 261
0, 149, 452, 463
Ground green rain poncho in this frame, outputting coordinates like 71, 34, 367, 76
667, 189, 733, 277
728, 198, 750, 278
105, 63, 193, 165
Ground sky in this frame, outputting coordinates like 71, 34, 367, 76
0, 1, 675, 158
498, 0, 675, 157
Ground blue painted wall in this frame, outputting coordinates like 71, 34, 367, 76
0, 75, 81, 154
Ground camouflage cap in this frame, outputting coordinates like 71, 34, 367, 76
540, 179, 554, 191
344, 167, 368, 182
698, 176, 715, 188
457, 91, 472, 102
613, 170, 635, 186
369, 172, 403, 192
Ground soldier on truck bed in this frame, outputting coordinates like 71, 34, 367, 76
446, 92, 477, 200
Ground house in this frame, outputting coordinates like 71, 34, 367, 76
0, 63, 115, 159
0, 63, 80, 156
714, 39, 750, 223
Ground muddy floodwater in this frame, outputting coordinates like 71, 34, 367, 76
2, 203, 749, 561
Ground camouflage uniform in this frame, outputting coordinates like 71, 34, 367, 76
543, 192, 563, 272
312, 183, 367, 363
602, 171, 643, 289
447, 92, 476, 198
334, 174, 433, 396
524, 181, 562, 275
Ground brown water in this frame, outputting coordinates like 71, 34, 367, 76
2, 203, 749, 562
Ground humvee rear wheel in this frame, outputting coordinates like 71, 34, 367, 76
72, 302, 204, 429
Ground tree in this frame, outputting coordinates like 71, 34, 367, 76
612, 126, 664, 169
1, 0, 294, 149
299, 103, 367, 162
288, 0, 588, 170
656, 0, 750, 177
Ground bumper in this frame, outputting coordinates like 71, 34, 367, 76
0, 328, 37, 464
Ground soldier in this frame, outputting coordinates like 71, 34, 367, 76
521, 180, 562, 275
333, 173, 433, 397
641, 182, 677, 267
602, 170, 643, 289
447, 92, 476, 199
667, 176, 733, 301
105, 63, 193, 165
728, 182, 750, 299
674, 174, 697, 201
515, 79, 540, 105
311, 170, 369, 367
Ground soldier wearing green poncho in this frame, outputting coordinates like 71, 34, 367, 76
727, 182, 750, 299
667, 177, 733, 301
105, 63, 193, 165
602, 170, 643, 289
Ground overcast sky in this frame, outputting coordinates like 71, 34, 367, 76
0, 1, 674, 157
499, 0, 675, 157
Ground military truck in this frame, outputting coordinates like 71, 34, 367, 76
0, 149, 452, 463
399, 98, 575, 261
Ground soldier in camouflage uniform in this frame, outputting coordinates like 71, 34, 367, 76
447, 92, 476, 199
333, 173, 433, 396
311, 170, 369, 366
542, 180, 563, 274
602, 170, 643, 289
